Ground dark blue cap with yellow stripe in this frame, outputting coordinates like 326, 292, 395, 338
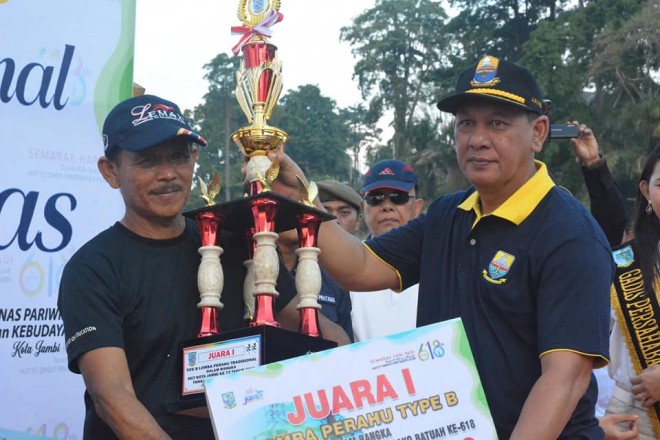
437, 55, 544, 115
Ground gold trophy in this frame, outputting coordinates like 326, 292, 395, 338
170, 0, 336, 416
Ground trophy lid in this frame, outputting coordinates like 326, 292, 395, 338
237, 0, 281, 27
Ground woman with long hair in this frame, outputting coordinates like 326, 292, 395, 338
633, 147, 660, 300
605, 146, 660, 439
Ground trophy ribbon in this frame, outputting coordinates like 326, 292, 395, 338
231, 9, 283, 55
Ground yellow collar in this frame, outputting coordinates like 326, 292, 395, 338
458, 160, 555, 227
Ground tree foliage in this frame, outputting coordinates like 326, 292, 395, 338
189, 0, 659, 213
446, 0, 576, 60
340, 0, 450, 162
186, 53, 245, 209
341, 104, 383, 186
520, 0, 659, 207
270, 85, 353, 182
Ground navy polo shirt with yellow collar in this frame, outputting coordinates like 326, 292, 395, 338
364, 161, 612, 439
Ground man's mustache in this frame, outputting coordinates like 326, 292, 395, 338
151, 184, 182, 194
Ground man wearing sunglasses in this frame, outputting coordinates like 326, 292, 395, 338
350, 160, 423, 341
267, 55, 612, 439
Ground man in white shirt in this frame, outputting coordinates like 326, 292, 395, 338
350, 160, 424, 341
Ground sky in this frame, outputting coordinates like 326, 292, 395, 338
133, 0, 377, 113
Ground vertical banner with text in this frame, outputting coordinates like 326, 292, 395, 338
0, 1, 135, 438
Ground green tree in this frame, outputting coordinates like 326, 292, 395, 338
446, 0, 579, 62
409, 114, 467, 201
520, 0, 658, 207
270, 85, 352, 182
585, 0, 660, 207
340, 0, 450, 162
341, 104, 383, 186
185, 53, 244, 210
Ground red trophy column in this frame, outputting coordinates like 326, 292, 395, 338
195, 212, 224, 337
295, 213, 323, 337
249, 197, 280, 327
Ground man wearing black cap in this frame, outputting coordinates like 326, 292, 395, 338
57, 95, 348, 439
267, 56, 613, 439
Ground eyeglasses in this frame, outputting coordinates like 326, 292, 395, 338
364, 190, 413, 206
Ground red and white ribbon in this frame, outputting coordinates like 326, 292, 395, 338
231, 9, 284, 56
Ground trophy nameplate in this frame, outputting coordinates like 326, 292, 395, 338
169, 325, 336, 417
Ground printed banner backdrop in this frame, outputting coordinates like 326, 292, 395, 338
0, 1, 135, 438
205, 318, 497, 440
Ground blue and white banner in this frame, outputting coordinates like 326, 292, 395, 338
0, 1, 135, 437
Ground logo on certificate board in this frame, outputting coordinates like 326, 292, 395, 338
187, 351, 197, 367
222, 392, 237, 409
418, 340, 445, 361
243, 387, 264, 405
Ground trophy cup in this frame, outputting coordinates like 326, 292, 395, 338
169, 0, 337, 417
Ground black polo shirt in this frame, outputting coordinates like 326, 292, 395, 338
365, 162, 612, 439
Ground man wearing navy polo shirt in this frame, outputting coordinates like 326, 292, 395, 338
269, 55, 613, 439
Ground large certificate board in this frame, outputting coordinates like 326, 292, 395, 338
205, 318, 496, 439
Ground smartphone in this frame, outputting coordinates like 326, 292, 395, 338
550, 124, 579, 140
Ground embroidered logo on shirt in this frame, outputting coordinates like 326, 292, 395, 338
483, 250, 515, 284
612, 245, 634, 268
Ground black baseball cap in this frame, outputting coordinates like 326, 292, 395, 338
437, 55, 544, 115
102, 94, 207, 155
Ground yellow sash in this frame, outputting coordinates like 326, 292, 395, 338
611, 241, 660, 437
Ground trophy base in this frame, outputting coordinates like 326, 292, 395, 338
167, 325, 336, 417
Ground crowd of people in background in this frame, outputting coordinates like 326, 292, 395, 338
57, 54, 660, 440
